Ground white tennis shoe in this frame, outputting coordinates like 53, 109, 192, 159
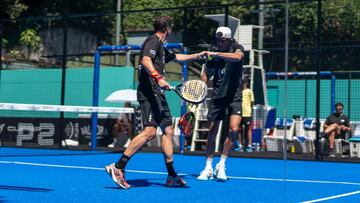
214, 163, 227, 181
197, 167, 213, 180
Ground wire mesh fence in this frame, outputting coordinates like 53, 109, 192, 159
0, 1, 359, 159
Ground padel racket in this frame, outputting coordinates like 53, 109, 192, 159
169, 80, 208, 104
178, 111, 195, 137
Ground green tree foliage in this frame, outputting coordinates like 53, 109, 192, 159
321, 0, 360, 70
0, 0, 359, 70
121, 0, 255, 47
0, 0, 29, 20
19, 28, 41, 59
259, 0, 360, 71
0, 1, 29, 52
19, 29, 41, 50
122, 0, 176, 31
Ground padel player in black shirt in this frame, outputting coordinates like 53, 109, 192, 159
198, 26, 245, 181
105, 15, 205, 189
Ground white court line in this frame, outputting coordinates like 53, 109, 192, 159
1, 160, 360, 186
0, 160, 180, 175
301, 190, 360, 203
228, 176, 360, 186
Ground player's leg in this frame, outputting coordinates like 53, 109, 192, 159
159, 99, 175, 163
214, 114, 241, 181
198, 100, 224, 181
222, 115, 241, 157
214, 101, 241, 181
197, 121, 221, 181
206, 120, 222, 157
221, 100, 242, 157
118, 99, 159, 165
105, 99, 158, 189
159, 111, 176, 176
157, 97, 186, 187
234, 121, 243, 151
161, 125, 186, 187
124, 126, 157, 156
105, 126, 157, 189
161, 125, 174, 163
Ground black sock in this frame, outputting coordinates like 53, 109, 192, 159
115, 154, 130, 170
166, 161, 177, 177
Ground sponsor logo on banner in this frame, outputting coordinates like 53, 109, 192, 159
0, 117, 116, 147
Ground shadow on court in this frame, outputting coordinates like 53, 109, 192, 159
105, 178, 191, 189
0, 185, 53, 192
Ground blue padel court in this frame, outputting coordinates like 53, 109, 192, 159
1, 147, 360, 202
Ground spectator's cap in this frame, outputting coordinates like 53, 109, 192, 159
335, 102, 344, 108
216, 26, 232, 39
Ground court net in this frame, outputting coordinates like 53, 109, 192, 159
0, 103, 135, 149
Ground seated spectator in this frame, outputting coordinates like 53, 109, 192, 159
108, 102, 133, 148
322, 102, 352, 157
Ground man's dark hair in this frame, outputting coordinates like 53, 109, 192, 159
154, 15, 173, 33
335, 102, 344, 108
242, 77, 250, 84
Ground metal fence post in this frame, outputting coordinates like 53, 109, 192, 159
92, 50, 101, 150
315, 0, 322, 160
59, 12, 68, 149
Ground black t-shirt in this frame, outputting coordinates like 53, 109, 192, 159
325, 113, 350, 127
137, 34, 176, 101
205, 41, 244, 101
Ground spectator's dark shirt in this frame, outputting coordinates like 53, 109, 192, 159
137, 34, 176, 101
205, 41, 244, 101
325, 113, 350, 127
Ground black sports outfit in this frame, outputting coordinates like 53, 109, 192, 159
137, 34, 176, 127
205, 41, 245, 121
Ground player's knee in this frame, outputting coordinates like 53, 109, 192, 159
163, 125, 174, 136
230, 126, 239, 133
143, 127, 157, 141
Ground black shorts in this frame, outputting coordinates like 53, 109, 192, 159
208, 99, 242, 121
241, 117, 252, 126
139, 93, 173, 128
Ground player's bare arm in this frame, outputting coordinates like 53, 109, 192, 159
174, 51, 206, 62
200, 65, 208, 83
205, 49, 243, 62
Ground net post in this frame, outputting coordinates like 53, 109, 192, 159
91, 50, 101, 150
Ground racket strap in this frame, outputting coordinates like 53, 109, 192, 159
150, 70, 164, 82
